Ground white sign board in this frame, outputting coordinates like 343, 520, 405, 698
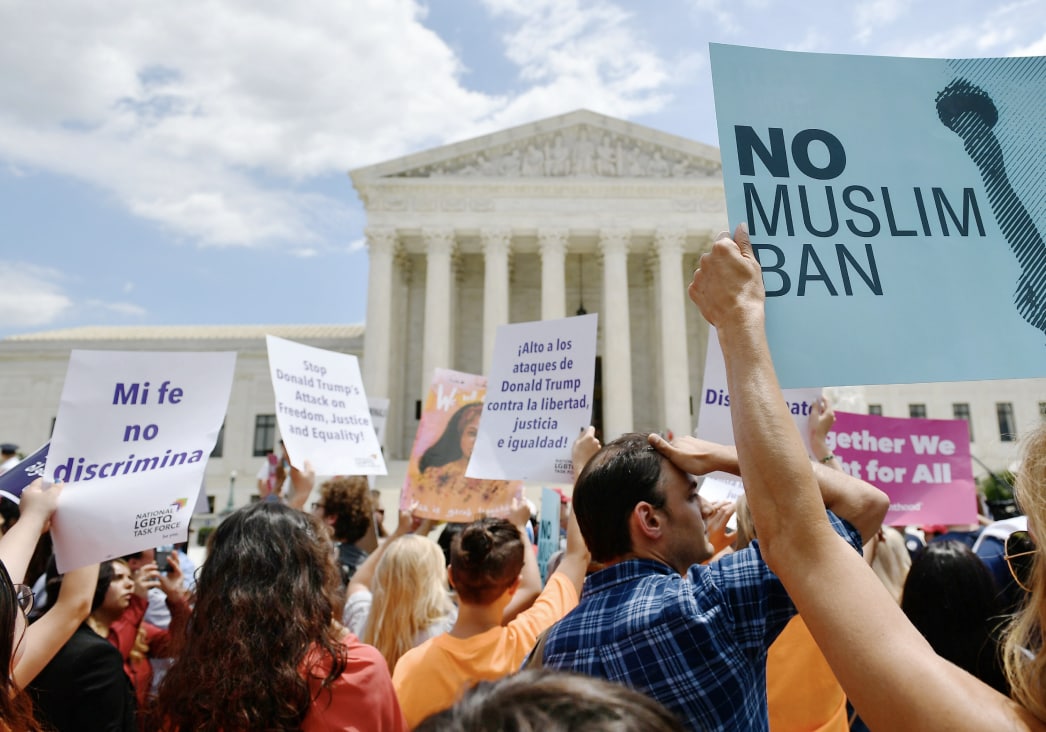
467, 314, 597, 483
266, 335, 386, 476
45, 350, 235, 572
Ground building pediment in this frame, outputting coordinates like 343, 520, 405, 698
350, 110, 721, 185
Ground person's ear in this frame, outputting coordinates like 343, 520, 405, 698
506, 575, 522, 597
447, 566, 456, 590
631, 501, 663, 541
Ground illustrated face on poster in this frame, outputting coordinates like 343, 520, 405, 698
467, 313, 597, 483
402, 368, 523, 522
827, 411, 976, 526
44, 350, 235, 572
266, 335, 386, 476
710, 45, 1046, 387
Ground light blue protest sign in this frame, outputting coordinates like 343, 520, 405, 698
537, 487, 560, 584
710, 45, 1046, 387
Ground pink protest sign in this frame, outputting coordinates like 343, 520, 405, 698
827, 411, 976, 526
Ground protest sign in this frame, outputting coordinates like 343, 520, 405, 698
696, 327, 821, 454
45, 350, 235, 572
827, 411, 976, 526
710, 45, 1046, 387
266, 335, 386, 476
537, 487, 561, 584
467, 313, 597, 483
402, 368, 523, 521
0, 442, 49, 502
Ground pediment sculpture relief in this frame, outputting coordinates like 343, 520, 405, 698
394, 126, 720, 180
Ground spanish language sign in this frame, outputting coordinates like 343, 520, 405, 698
827, 411, 976, 526
45, 350, 235, 572
710, 45, 1046, 387
467, 314, 597, 483
403, 368, 523, 522
266, 335, 386, 476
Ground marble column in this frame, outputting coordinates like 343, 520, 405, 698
362, 228, 397, 406
654, 228, 691, 439
481, 228, 512, 374
539, 229, 568, 321
600, 228, 634, 439
420, 228, 456, 396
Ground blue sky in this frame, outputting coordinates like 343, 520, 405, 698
1, 0, 1043, 340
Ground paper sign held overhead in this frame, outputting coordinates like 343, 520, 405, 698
266, 335, 386, 476
467, 313, 597, 483
45, 350, 235, 573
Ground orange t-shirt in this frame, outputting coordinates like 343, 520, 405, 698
766, 615, 848, 732
392, 572, 579, 728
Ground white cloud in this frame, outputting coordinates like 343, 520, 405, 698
0, 0, 678, 251
347, 238, 367, 253
1012, 31, 1046, 56
853, 0, 907, 43
85, 300, 148, 318
0, 265, 73, 328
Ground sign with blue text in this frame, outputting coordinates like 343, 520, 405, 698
45, 350, 235, 572
467, 313, 598, 483
710, 44, 1046, 387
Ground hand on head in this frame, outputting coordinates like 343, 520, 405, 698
647, 434, 733, 478
689, 223, 764, 330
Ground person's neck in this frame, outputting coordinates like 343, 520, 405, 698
448, 600, 505, 639
86, 613, 114, 638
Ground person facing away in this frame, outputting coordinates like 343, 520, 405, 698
901, 539, 1009, 694
312, 475, 377, 584
151, 501, 405, 731
392, 506, 590, 728
537, 431, 888, 731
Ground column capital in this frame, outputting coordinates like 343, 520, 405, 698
599, 228, 631, 256
365, 227, 398, 254
480, 228, 513, 254
538, 228, 569, 258
422, 228, 457, 256
654, 228, 686, 254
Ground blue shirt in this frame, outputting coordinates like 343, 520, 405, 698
541, 511, 861, 731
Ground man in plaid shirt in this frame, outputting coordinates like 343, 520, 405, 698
539, 431, 888, 731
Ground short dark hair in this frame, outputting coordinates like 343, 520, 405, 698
450, 518, 524, 605
572, 433, 666, 563
318, 476, 372, 543
415, 669, 685, 731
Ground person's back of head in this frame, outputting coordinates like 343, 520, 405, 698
366, 534, 454, 672
414, 669, 685, 731
438, 523, 465, 568
902, 539, 1007, 693
317, 475, 373, 544
450, 518, 524, 606
572, 433, 664, 563
154, 501, 347, 731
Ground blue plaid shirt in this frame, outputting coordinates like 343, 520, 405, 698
541, 511, 861, 731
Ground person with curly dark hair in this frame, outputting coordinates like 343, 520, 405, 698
313, 475, 377, 584
151, 502, 405, 731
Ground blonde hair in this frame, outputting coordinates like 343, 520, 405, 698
733, 494, 756, 551
362, 535, 455, 673
1003, 423, 1046, 721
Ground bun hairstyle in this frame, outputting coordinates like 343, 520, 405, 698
450, 518, 524, 605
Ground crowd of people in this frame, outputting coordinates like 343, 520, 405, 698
3, 223, 1046, 731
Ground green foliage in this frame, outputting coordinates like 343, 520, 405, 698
978, 470, 1016, 502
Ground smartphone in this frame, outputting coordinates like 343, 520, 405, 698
155, 545, 175, 573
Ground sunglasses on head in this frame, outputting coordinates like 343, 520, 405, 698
13, 583, 34, 615
1004, 530, 1036, 593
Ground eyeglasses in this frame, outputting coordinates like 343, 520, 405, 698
1004, 530, 1036, 593
13, 584, 34, 615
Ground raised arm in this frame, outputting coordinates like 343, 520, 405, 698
13, 561, 99, 688
688, 224, 1039, 731
346, 509, 423, 597
501, 499, 542, 623
650, 432, 887, 544
548, 503, 589, 598
0, 480, 60, 582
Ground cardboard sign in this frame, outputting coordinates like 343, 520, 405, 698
467, 314, 597, 483
45, 350, 234, 572
828, 411, 976, 525
266, 335, 386, 475
711, 45, 1046, 387
402, 369, 523, 522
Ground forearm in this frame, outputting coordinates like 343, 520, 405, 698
502, 525, 541, 623
13, 562, 99, 687
811, 461, 888, 544
0, 516, 47, 582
